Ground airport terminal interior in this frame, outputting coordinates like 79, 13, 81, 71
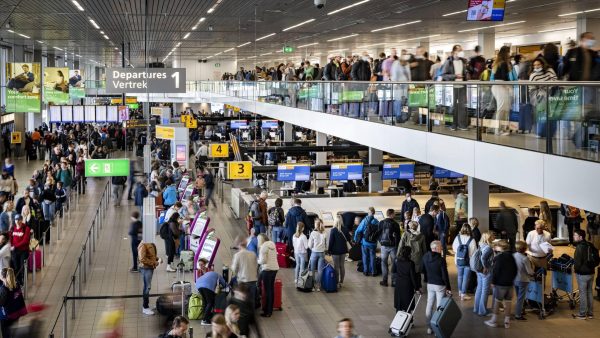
1, 0, 600, 337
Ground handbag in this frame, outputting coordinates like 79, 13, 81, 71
341, 230, 352, 251
0, 287, 28, 320
29, 237, 39, 251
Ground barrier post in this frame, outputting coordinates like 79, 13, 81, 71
189, 327, 193, 338
62, 296, 68, 338
83, 244, 87, 283
23, 260, 27, 300
42, 239, 46, 267
32, 249, 36, 284
71, 275, 76, 319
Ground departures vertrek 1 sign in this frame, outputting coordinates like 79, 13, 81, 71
106, 68, 186, 94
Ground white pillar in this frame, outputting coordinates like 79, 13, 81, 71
316, 132, 327, 189
478, 31, 495, 59
283, 122, 293, 142
468, 177, 490, 232
577, 16, 600, 41
368, 147, 383, 193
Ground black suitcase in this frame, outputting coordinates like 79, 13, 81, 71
348, 244, 362, 261
519, 103, 534, 133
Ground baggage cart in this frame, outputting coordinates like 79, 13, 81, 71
549, 255, 579, 309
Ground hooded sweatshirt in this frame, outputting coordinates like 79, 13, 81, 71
284, 205, 307, 236
399, 230, 427, 273
258, 241, 279, 272
10, 224, 31, 252
422, 251, 451, 290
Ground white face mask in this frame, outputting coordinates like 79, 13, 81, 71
362, 56, 370, 62
585, 39, 596, 48
457, 51, 465, 58
407, 197, 412, 202
401, 55, 410, 61
533, 67, 542, 73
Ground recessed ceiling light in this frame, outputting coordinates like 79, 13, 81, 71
71, 0, 84, 11
224, 48, 234, 52
328, 48, 348, 53
282, 19, 316, 32
103, 35, 110, 39
442, 10, 467, 17
457, 20, 525, 33
215, 52, 222, 56
327, 33, 359, 42
207, 8, 215, 13
371, 20, 421, 33
237, 41, 251, 47
37, 40, 44, 44
298, 42, 319, 48
76, 54, 81, 57
558, 8, 600, 16
356, 42, 385, 48
7, 30, 14, 33
199, 17, 206, 22
89, 19, 100, 29
248, 56, 257, 59
538, 27, 575, 33
53, 46, 63, 50
328, 0, 370, 16
260, 52, 272, 56
18, 33, 31, 39
100, 30, 105, 34
183, 33, 190, 39
256, 33, 276, 41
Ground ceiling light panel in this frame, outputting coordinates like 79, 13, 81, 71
371, 20, 421, 33
89, 19, 100, 29
256, 33, 276, 41
282, 19, 316, 32
237, 42, 251, 47
298, 42, 319, 48
328, 0, 370, 16
327, 33, 359, 42
458, 20, 526, 33
71, 0, 84, 11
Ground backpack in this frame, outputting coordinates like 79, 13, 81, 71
249, 201, 261, 220
456, 236, 473, 267
470, 247, 484, 273
585, 243, 600, 270
364, 217, 380, 243
268, 207, 281, 227
187, 293, 203, 320
379, 220, 393, 247
159, 222, 170, 240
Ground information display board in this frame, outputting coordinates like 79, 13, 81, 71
433, 167, 464, 179
382, 163, 415, 180
277, 164, 311, 181
84, 105, 96, 122
49, 106, 62, 122
230, 120, 248, 129
330, 163, 363, 181
61, 105, 73, 122
107, 106, 118, 122
73, 106, 84, 122
96, 105, 107, 122
262, 120, 279, 129
467, 0, 506, 21
118, 106, 129, 121
196, 229, 220, 267
178, 176, 190, 192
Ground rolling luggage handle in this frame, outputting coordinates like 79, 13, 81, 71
176, 261, 186, 315
408, 293, 422, 315
435, 295, 452, 312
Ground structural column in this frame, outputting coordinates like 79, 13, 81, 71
283, 122, 293, 142
468, 177, 490, 232
315, 132, 327, 190
368, 147, 383, 193
477, 32, 495, 59
577, 16, 600, 40
47, 52, 56, 67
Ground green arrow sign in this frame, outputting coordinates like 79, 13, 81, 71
283, 46, 294, 53
84, 159, 130, 177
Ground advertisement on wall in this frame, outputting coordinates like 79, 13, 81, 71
69, 69, 85, 99
44, 67, 70, 105
467, 0, 506, 21
4, 62, 42, 113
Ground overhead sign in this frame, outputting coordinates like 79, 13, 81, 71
210, 143, 229, 158
84, 159, 130, 177
156, 126, 175, 140
433, 167, 464, 179
124, 119, 152, 129
5, 63, 41, 113
180, 115, 191, 123
277, 164, 310, 182
382, 163, 415, 180
283, 46, 294, 53
330, 163, 363, 181
10, 132, 21, 144
185, 118, 198, 129
227, 161, 252, 180
105, 68, 186, 93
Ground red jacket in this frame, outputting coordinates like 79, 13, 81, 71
10, 224, 31, 252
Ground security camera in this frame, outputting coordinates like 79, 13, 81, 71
314, 0, 325, 9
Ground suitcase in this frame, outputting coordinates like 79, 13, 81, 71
518, 103, 534, 132
390, 294, 421, 337
430, 296, 462, 338
296, 269, 314, 292
172, 263, 192, 297
276, 242, 290, 268
214, 290, 229, 314
321, 264, 338, 293
156, 294, 189, 317
28, 249, 42, 272
261, 278, 283, 310
348, 244, 362, 261
179, 250, 194, 272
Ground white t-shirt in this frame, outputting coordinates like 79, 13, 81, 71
292, 234, 308, 254
453, 60, 464, 81
526, 230, 552, 258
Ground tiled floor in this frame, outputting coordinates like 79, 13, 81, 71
8, 153, 599, 338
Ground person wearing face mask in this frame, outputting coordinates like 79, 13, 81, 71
563, 32, 598, 81
350, 52, 372, 82
399, 192, 419, 224
528, 57, 558, 137
491, 46, 514, 136
410, 46, 430, 81
441, 45, 469, 131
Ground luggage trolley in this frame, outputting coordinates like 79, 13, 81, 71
525, 268, 554, 319
549, 254, 579, 309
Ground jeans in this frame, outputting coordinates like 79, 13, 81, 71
576, 274, 594, 316
294, 252, 307, 281
199, 288, 216, 322
331, 254, 345, 283
11, 250, 29, 285
474, 272, 491, 316
439, 233, 448, 255
112, 185, 122, 206
140, 267, 153, 308
131, 237, 140, 269
426, 284, 446, 326
42, 201, 55, 222
381, 246, 397, 284
272, 226, 284, 243
457, 266, 471, 295
514, 281, 528, 317
254, 221, 266, 236
260, 270, 277, 315
361, 245, 376, 275
240, 281, 258, 310
205, 188, 215, 207
309, 251, 326, 284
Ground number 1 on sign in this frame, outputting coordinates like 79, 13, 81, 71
171, 72, 179, 89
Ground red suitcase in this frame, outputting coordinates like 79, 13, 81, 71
275, 242, 290, 268
261, 278, 283, 311
28, 249, 42, 271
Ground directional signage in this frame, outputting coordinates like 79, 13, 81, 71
156, 126, 175, 140
85, 159, 130, 177
10, 132, 21, 144
180, 115, 191, 124
105, 68, 186, 93
227, 161, 252, 180
283, 46, 294, 53
124, 119, 152, 129
210, 143, 229, 158
186, 118, 198, 129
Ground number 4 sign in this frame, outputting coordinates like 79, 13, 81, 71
227, 161, 252, 180
210, 143, 229, 158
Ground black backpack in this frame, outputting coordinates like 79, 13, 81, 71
585, 243, 600, 270
379, 220, 393, 247
363, 217, 380, 243
159, 222, 170, 239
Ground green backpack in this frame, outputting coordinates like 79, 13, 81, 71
188, 293, 203, 320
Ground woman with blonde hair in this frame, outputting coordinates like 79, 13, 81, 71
474, 232, 496, 316
292, 222, 308, 284
452, 223, 478, 301
308, 218, 328, 291
539, 201, 553, 236
0, 268, 27, 338
224, 304, 241, 336
328, 216, 349, 288
491, 45, 514, 136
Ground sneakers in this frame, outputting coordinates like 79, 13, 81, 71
427, 328, 432, 335
460, 294, 471, 301
484, 319, 497, 327
504, 321, 510, 329
142, 308, 155, 315
200, 320, 211, 325
380, 281, 388, 287
572, 314, 587, 320
166, 265, 176, 272
129, 268, 139, 273
588, 314, 594, 319
337, 283, 342, 290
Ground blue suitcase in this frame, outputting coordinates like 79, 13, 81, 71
519, 103, 534, 133
430, 296, 462, 338
321, 264, 338, 293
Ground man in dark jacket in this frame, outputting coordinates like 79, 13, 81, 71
134, 180, 148, 210
400, 192, 419, 223
410, 46, 431, 81
572, 229, 598, 319
284, 198, 308, 247
564, 32, 598, 81
128, 211, 143, 272
435, 206, 451, 257
496, 201, 518, 252
323, 55, 343, 81
419, 205, 438, 250
378, 209, 401, 287
485, 240, 518, 328
350, 53, 371, 81
424, 191, 439, 214
422, 240, 451, 335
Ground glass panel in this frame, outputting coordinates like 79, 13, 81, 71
430, 83, 476, 139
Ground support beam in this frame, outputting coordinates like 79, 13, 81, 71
477, 32, 495, 59
368, 147, 383, 193
315, 132, 327, 189
283, 122, 293, 142
468, 177, 490, 232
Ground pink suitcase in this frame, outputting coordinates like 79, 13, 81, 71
28, 249, 42, 271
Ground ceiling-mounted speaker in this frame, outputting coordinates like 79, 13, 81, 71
203, 59, 207, 63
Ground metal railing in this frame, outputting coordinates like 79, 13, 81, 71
47, 179, 112, 338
